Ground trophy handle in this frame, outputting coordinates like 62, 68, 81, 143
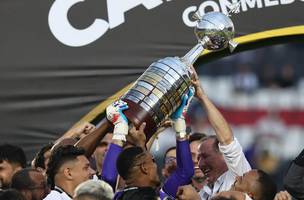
181, 36, 210, 66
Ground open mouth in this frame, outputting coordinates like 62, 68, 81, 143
203, 168, 211, 176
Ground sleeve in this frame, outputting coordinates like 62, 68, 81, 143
219, 138, 251, 176
284, 150, 304, 200
101, 143, 123, 190
162, 139, 194, 198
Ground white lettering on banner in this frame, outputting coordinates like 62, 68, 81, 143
48, 0, 302, 47
264, 0, 279, 7
107, 0, 163, 29
198, 1, 220, 15
241, 0, 263, 12
219, 0, 238, 14
49, 0, 109, 47
280, 0, 294, 5
182, 0, 302, 27
182, 6, 197, 27
48, 0, 163, 47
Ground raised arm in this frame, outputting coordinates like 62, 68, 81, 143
191, 66, 233, 145
191, 66, 251, 177
75, 118, 110, 157
162, 89, 194, 198
101, 100, 129, 190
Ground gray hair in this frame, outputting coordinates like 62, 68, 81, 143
74, 180, 114, 200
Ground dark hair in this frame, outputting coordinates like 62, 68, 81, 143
46, 145, 85, 189
0, 189, 25, 200
211, 196, 237, 200
257, 169, 277, 200
189, 132, 207, 143
0, 144, 26, 168
200, 135, 220, 152
116, 146, 144, 180
11, 168, 40, 190
33, 143, 53, 169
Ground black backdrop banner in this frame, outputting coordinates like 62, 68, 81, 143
0, 0, 303, 157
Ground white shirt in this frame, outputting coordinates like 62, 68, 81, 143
199, 138, 251, 200
43, 186, 72, 200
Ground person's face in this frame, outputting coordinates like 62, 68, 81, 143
0, 160, 21, 189
231, 170, 260, 197
162, 148, 176, 179
190, 141, 204, 179
198, 139, 227, 185
28, 171, 50, 200
70, 155, 96, 188
142, 153, 160, 188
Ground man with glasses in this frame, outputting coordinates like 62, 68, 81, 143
114, 146, 160, 200
11, 168, 49, 200
162, 147, 177, 179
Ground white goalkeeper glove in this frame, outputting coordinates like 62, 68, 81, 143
171, 87, 195, 138
106, 100, 129, 141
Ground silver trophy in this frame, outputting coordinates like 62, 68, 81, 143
121, 12, 237, 139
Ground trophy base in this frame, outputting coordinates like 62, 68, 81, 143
122, 99, 157, 142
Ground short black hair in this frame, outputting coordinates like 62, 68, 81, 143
200, 135, 220, 152
257, 169, 277, 200
116, 147, 144, 180
211, 196, 237, 200
11, 168, 39, 190
0, 144, 26, 168
0, 189, 25, 200
33, 143, 53, 169
46, 145, 85, 189
189, 132, 207, 143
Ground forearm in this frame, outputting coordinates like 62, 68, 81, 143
101, 143, 123, 190
163, 139, 194, 197
197, 93, 233, 145
75, 118, 110, 157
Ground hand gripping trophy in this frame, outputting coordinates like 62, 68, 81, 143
121, 11, 238, 139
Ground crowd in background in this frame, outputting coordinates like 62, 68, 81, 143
198, 42, 303, 90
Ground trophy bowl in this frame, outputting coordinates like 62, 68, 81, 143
195, 12, 235, 51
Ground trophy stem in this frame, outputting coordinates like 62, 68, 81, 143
181, 42, 205, 66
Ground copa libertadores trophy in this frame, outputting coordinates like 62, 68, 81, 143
121, 11, 238, 139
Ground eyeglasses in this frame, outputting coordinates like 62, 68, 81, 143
164, 156, 176, 165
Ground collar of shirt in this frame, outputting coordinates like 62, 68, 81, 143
200, 172, 228, 199
54, 186, 72, 200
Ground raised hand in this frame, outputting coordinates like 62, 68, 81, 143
106, 100, 129, 141
176, 185, 200, 200
171, 87, 195, 139
127, 123, 147, 149
189, 65, 205, 99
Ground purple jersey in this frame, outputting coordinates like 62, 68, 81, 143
161, 139, 194, 198
101, 143, 123, 189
